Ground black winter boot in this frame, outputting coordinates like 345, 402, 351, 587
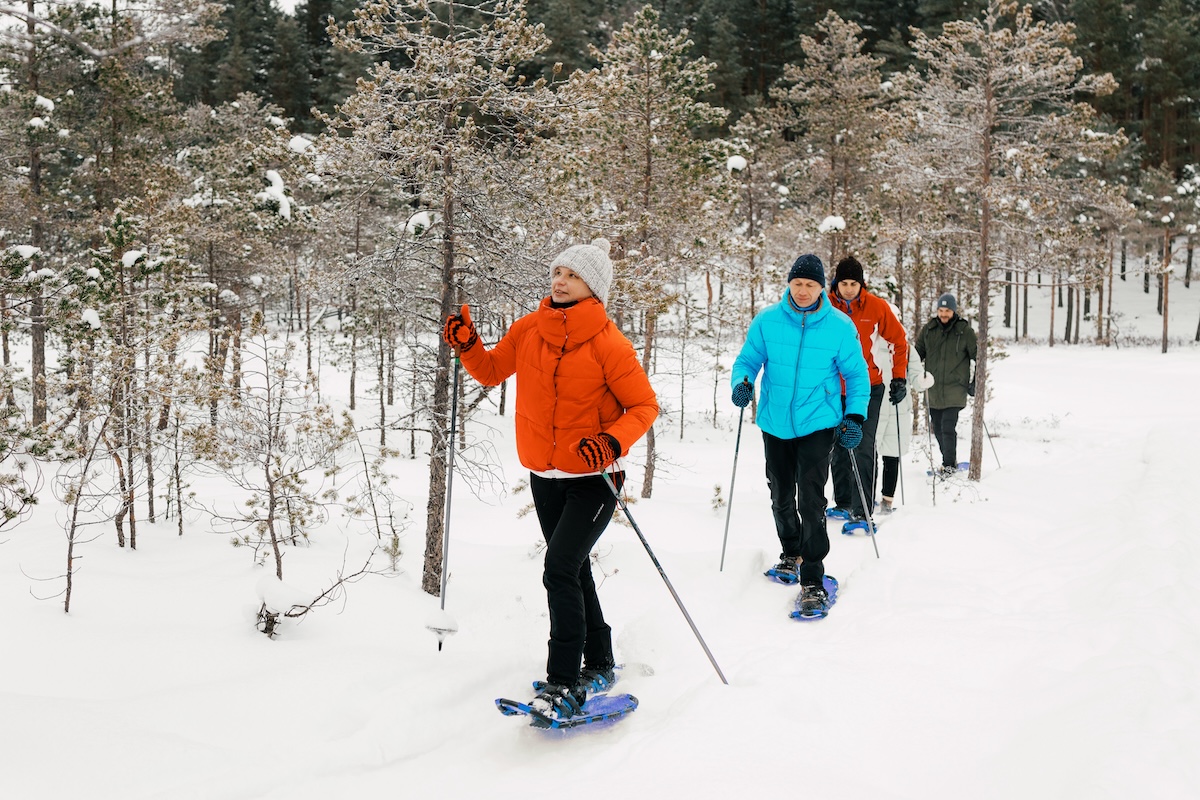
531, 682, 586, 719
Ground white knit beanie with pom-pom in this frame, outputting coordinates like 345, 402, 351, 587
549, 237, 613, 305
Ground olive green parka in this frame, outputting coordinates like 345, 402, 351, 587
915, 314, 977, 410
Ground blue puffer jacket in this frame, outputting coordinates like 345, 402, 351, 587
732, 291, 870, 439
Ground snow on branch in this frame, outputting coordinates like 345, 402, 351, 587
0, 1, 221, 60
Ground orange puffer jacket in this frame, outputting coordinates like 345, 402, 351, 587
829, 288, 908, 386
459, 296, 659, 475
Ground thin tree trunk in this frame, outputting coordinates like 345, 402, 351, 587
1, 293, 14, 406
1144, 244, 1151, 293
409, 349, 418, 458
1022, 271, 1029, 340
26, 2, 47, 427
422, 139, 456, 597
1162, 228, 1171, 353
349, 288, 357, 410
1049, 275, 1056, 347
1073, 287, 1081, 344
640, 312, 657, 499
1004, 268, 1012, 328
1186, 238, 1193, 288
379, 318, 387, 446
387, 331, 395, 406
970, 130, 991, 481
1064, 281, 1073, 344
679, 279, 688, 441
1106, 243, 1115, 345
174, 414, 183, 536
231, 316, 242, 399
143, 286, 155, 523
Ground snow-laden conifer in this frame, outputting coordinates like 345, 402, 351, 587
884, 1, 1123, 479
319, 0, 559, 595
546, 5, 731, 497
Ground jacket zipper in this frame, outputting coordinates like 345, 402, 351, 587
792, 310, 808, 435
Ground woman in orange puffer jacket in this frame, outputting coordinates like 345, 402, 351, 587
442, 238, 658, 719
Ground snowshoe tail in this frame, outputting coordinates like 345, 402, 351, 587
764, 565, 800, 584
840, 519, 876, 536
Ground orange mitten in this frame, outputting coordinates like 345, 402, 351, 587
441, 304, 478, 351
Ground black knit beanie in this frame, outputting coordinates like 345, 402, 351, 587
787, 254, 826, 287
833, 256, 865, 287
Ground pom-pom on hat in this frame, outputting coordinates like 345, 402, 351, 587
787, 253, 826, 287
550, 238, 613, 304
833, 256, 865, 287
937, 293, 957, 312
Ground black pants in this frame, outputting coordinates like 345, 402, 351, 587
881, 455, 899, 498
832, 383, 885, 515
929, 407, 962, 468
530, 472, 621, 686
763, 427, 835, 587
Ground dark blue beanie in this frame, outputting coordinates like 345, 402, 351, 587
787, 254, 826, 287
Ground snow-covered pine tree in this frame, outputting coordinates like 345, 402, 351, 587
186, 314, 355, 580
320, 0, 559, 595
771, 11, 888, 265
549, 4, 731, 497
721, 108, 799, 421
170, 94, 303, 425
886, 0, 1121, 479
0, 1, 221, 428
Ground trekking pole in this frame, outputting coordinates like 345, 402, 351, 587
602, 472, 729, 685
847, 451, 880, 559
895, 403, 906, 505
718, 404, 746, 572
983, 418, 1001, 469
426, 356, 461, 651
924, 390, 937, 507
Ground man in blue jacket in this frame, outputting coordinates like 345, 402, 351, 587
731, 254, 870, 618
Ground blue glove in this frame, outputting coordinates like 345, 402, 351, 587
732, 379, 753, 408
837, 415, 864, 449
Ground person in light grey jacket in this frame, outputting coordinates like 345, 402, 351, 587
872, 335, 934, 512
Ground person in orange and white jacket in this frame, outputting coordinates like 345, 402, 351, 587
442, 237, 658, 720
827, 256, 909, 524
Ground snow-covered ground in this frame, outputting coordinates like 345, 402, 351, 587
2, 271, 1196, 799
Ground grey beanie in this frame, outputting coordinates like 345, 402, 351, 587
937, 293, 957, 312
550, 238, 613, 304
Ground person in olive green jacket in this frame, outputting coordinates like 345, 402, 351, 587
915, 293, 977, 475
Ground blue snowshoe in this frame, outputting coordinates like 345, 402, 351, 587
496, 682, 638, 729
789, 575, 839, 621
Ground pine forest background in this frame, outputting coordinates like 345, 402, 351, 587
2, 0, 1198, 614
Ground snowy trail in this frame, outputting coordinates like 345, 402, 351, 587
3, 347, 1198, 799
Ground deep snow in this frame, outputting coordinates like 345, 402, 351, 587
2, 275, 1198, 799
